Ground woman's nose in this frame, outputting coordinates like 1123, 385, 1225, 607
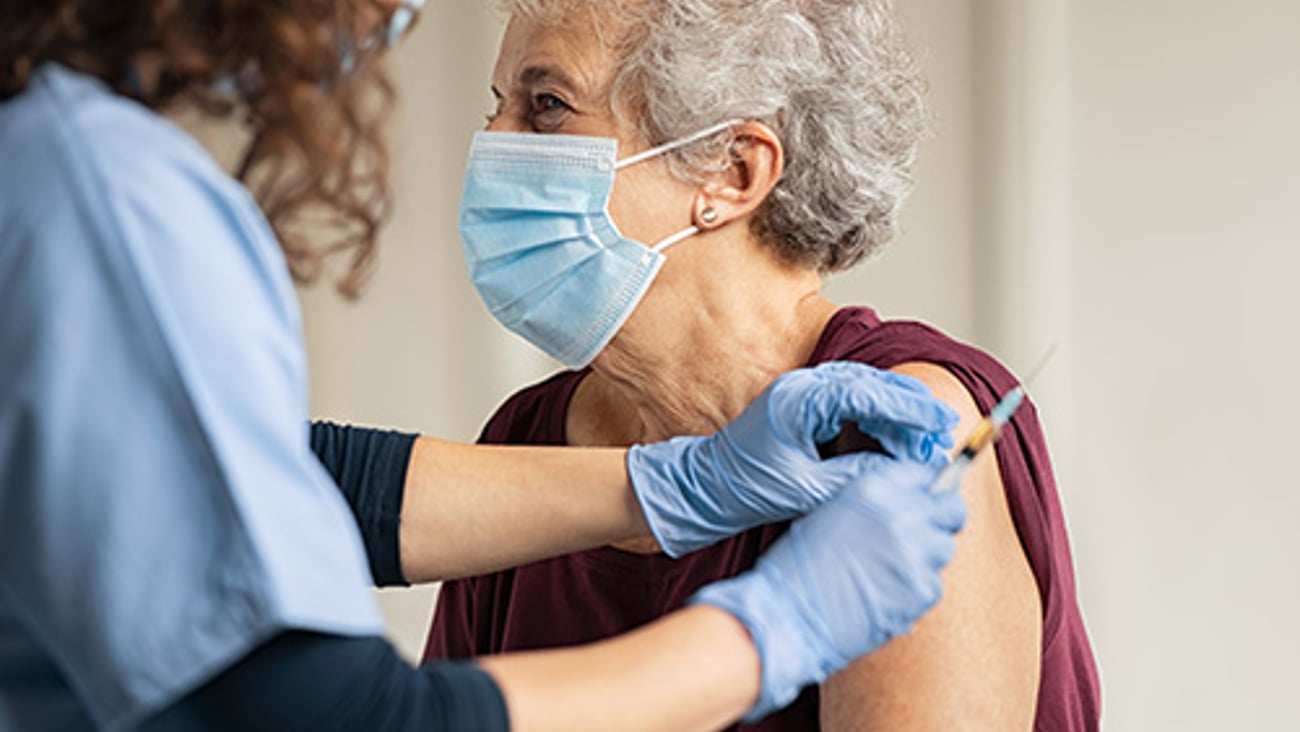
485, 114, 526, 133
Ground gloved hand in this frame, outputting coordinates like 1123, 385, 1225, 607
692, 458, 967, 721
627, 361, 957, 557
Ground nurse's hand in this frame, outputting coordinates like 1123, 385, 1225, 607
692, 458, 967, 721
627, 361, 957, 557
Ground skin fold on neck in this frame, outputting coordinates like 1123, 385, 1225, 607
568, 235, 840, 554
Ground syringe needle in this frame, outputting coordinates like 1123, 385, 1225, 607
1022, 343, 1059, 390
929, 344, 1060, 495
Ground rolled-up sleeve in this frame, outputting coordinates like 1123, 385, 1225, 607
311, 422, 418, 587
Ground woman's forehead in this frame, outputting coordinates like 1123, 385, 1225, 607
493, 11, 618, 98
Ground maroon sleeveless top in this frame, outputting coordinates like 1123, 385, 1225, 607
425, 307, 1100, 730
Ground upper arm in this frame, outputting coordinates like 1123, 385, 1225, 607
819, 362, 1042, 731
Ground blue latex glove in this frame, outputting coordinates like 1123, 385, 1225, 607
627, 361, 958, 557
692, 458, 967, 721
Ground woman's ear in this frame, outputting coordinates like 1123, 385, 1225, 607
692, 121, 784, 231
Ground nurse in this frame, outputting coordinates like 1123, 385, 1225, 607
0, 2, 966, 731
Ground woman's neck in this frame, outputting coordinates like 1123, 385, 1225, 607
569, 242, 838, 447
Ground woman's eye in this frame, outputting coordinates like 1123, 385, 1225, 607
534, 93, 570, 112
530, 93, 573, 129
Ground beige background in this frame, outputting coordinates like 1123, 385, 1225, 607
293, 2, 1300, 729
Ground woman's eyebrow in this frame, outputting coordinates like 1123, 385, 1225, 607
518, 65, 584, 97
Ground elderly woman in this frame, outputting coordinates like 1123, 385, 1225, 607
428, 1, 1100, 730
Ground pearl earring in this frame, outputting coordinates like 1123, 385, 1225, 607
701, 207, 719, 225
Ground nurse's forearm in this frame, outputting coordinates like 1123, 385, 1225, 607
479, 604, 761, 732
400, 437, 652, 583
143, 607, 759, 732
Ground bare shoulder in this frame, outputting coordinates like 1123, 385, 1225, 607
819, 360, 1043, 731
890, 361, 980, 425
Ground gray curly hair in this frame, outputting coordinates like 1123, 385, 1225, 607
498, 0, 928, 273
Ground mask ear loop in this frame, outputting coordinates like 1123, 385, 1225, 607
650, 225, 701, 254
614, 119, 745, 170
620, 119, 745, 259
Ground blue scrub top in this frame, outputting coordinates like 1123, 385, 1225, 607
0, 65, 384, 730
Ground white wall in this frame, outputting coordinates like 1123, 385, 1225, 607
1067, 1, 1300, 728
824, 0, 977, 342
293, 1, 1300, 728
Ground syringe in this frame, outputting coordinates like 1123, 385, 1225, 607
929, 345, 1057, 494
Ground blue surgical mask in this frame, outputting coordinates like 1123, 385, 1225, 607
459, 121, 739, 368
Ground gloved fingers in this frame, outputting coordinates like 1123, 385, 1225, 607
929, 489, 969, 534
935, 531, 959, 572
820, 456, 945, 515
862, 366, 938, 397
818, 450, 908, 490
799, 367, 959, 447
913, 566, 946, 614
870, 460, 967, 534
860, 419, 955, 464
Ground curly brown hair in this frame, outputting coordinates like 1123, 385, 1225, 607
0, 0, 402, 297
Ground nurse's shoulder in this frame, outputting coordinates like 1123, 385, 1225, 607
1, 63, 236, 216
0, 62, 301, 337
0, 62, 314, 453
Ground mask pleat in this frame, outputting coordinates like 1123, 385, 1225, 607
458, 126, 718, 367
460, 213, 593, 264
